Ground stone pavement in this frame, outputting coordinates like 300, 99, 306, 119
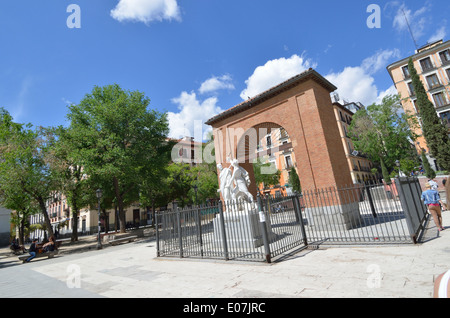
1, 212, 450, 299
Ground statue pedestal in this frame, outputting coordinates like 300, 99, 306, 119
213, 208, 276, 249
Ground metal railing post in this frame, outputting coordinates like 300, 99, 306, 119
257, 193, 271, 263
174, 201, 183, 258
218, 201, 229, 260
196, 206, 204, 257
293, 192, 308, 247
155, 211, 160, 257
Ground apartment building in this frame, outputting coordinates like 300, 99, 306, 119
0, 206, 11, 246
255, 127, 297, 196
333, 101, 376, 183
387, 39, 450, 169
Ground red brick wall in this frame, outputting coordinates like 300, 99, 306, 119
211, 77, 353, 197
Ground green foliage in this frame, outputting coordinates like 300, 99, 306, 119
421, 150, 436, 179
381, 158, 391, 184
349, 94, 419, 175
0, 108, 55, 239
253, 157, 281, 189
288, 167, 301, 193
66, 84, 171, 232
408, 58, 450, 171
43, 125, 95, 241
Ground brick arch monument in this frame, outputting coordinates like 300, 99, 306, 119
206, 69, 353, 199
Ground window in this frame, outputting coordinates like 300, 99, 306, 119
266, 135, 272, 148
342, 123, 348, 137
440, 111, 450, 129
420, 57, 434, 72
426, 74, 441, 89
279, 128, 289, 140
402, 65, 410, 78
347, 141, 353, 154
439, 49, 450, 65
446, 68, 450, 81
407, 82, 415, 96
433, 92, 447, 107
285, 155, 292, 169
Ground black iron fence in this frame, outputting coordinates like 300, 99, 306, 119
156, 177, 428, 263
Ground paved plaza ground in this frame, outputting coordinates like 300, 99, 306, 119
0, 210, 449, 302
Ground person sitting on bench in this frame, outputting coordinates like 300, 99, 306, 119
10, 239, 26, 254
42, 236, 55, 253
25, 239, 38, 263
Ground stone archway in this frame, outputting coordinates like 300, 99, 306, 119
206, 69, 353, 199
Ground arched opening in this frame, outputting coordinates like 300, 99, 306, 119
235, 122, 300, 198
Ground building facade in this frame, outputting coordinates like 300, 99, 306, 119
206, 69, 354, 196
332, 101, 376, 183
0, 206, 11, 246
387, 39, 450, 170
255, 127, 297, 196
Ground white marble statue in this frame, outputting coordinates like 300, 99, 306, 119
217, 163, 233, 202
228, 159, 254, 203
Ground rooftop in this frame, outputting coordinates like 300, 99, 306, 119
205, 68, 337, 126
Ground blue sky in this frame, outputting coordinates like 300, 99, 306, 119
0, 0, 449, 140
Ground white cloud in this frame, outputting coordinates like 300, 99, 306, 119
392, 3, 430, 39
110, 0, 181, 24
326, 67, 378, 106
168, 91, 224, 140
375, 85, 398, 105
240, 54, 316, 100
428, 24, 447, 43
326, 49, 401, 106
199, 75, 235, 95
361, 49, 401, 75
11, 76, 32, 122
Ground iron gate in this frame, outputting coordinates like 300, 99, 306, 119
156, 177, 428, 262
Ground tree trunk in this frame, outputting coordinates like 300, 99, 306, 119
71, 205, 79, 242
37, 196, 54, 239
19, 216, 25, 246
113, 176, 126, 233
152, 198, 156, 228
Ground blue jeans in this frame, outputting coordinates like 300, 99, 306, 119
26, 252, 36, 262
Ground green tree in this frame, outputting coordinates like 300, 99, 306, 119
408, 58, 450, 171
380, 157, 391, 184
44, 126, 95, 241
1, 187, 38, 245
189, 163, 219, 204
66, 84, 171, 233
253, 157, 281, 191
165, 163, 196, 207
349, 94, 419, 176
421, 150, 436, 179
288, 167, 301, 193
0, 108, 56, 239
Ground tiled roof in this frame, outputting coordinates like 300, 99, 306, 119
205, 68, 337, 126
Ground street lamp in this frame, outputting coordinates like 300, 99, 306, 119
96, 188, 103, 250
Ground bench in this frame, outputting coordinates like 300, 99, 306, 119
19, 250, 58, 263
109, 235, 138, 246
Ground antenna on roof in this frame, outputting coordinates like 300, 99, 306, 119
402, 9, 419, 50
